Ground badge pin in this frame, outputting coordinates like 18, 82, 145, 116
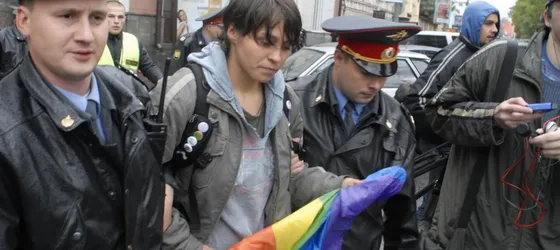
187, 136, 198, 146
386, 120, 392, 129
315, 95, 322, 103
286, 100, 292, 110
173, 49, 181, 60
183, 143, 193, 153
197, 122, 209, 133
61, 115, 74, 128
193, 131, 204, 141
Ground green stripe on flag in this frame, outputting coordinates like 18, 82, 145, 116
294, 189, 340, 249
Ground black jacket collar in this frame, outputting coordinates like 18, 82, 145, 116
18, 54, 144, 132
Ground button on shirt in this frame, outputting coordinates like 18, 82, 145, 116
333, 86, 366, 124
52, 74, 106, 142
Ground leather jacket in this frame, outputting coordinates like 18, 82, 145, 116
289, 66, 419, 250
0, 55, 164, 250
168, 28, 206, 75
0, 25, 27, 80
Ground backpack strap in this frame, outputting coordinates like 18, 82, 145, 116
456, 40, 518, 229
185, 63, 211, 117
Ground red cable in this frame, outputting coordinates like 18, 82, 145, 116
501, 114, 560, 228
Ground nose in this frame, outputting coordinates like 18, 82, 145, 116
76, 17, 95, 43
491, 24, 498, 34
268, 46, 283, 64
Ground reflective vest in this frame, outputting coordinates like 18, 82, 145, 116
98, 32, 140, 72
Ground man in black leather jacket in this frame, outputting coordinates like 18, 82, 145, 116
0, 1, 164, 249
0, 8, 27, 80
289, 16, 419, 250
168, 9, 224, 75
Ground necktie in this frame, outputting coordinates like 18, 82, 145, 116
85, 100, 104, 143
344, 102, 355, 135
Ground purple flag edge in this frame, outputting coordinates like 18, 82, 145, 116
319, 174, 406, 249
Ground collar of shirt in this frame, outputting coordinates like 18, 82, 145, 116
201, 32, 210, 44
332, 86, 366, 118
52, 73, 101, 113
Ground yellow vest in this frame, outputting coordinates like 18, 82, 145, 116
98, 32, 140, 72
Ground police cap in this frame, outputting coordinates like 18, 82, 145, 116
322, 15, 421, 77
195, 8, 224, 25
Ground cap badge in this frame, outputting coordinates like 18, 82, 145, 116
381, 47, 396, 59
387, 30, 409, 41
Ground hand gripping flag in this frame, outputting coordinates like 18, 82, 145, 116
229, 165, 407, 250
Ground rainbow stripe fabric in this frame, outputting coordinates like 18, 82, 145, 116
229, 166, 407, 250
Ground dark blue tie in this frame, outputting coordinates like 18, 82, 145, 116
344, 102, 355, 135
85, 100, 104, 143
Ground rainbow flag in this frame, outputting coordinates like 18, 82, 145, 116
229, 166, 407, 250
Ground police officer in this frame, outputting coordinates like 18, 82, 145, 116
289, 16, 420, 250
0, 6, 27, 80
98, 0, 163, 84
0, 0, 165, 248
168, 9, 224, 74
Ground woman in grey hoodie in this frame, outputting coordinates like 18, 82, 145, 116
151, 0, 361, 249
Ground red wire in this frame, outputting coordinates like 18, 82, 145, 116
501, 114, 560, 228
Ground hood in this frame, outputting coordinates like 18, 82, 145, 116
460, 1, 500, 47
187, 42, 286, 137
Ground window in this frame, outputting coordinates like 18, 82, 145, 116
309, 57, 334, 76
416, 35, 448, 48
386, 59, 416, 88
410, 58, 429, 74
452, 35, 459, 41
401, 35, 448, 48
282, 49, 325, 81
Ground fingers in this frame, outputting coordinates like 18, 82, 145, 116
505, 97, 529, 106
292, 137, 301, 143
530, 131, 560, 160
291, 151, 304, 175
342, 178, 362, 188
530, 130, 560, 146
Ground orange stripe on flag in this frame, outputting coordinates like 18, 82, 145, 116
229, 227, 277, 250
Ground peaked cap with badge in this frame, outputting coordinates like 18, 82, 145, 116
195, 8, 224, 25
322, 15, 421, 77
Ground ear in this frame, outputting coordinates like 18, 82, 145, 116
545, 9, 552, 28
226, 24, 238, 45
16, 6, 31, 38
333, 49, 345, 66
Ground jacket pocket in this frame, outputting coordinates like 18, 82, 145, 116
54, 202, 86, 250
192, 131, 227, 188
383, 134, 404, 162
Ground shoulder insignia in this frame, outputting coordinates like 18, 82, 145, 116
180, 36, 186, 42
173, 49, 181, 60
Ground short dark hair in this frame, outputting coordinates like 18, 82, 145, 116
221, 0, 302, 54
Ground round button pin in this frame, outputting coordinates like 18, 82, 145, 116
183, 143, 193, 153
187, 136, 197, 146
193, 131, 204, 141
198, 122, 209, 133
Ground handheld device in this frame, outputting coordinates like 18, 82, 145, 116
526, 103, 558, 113
142, 58, 171, 163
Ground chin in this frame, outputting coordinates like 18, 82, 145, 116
255, 73, 275, 84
